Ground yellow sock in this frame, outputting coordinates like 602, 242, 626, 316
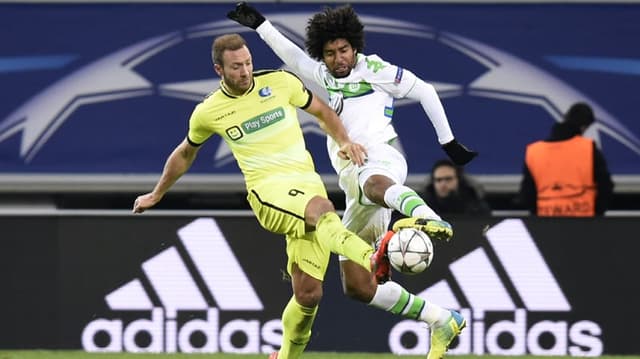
315, 212, 373, 271
279, 297, 318, 359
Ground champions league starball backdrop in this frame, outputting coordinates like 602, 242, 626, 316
2, 3, 639, 356
0, 3, 639, 177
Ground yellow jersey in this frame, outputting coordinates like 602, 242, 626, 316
188, 70, 317, 189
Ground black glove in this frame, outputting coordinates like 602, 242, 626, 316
442, 139, 478, 165
227, 2, 266, 30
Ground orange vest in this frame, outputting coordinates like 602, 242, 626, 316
525, 136, 596, 217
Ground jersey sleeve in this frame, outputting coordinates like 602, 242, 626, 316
365, 54, 417, 98
187, 103, 214, 146
283, 71, 313, 109
256, 21, 326, 88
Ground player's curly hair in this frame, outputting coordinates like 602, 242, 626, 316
305, 4, 365, 61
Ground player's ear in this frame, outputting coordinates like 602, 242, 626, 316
213, 63, 223, 77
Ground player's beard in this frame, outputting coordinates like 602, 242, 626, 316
222, 74, 252, 96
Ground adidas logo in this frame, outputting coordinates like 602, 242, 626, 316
389, 219, 603, 357
82, 218, 282, 353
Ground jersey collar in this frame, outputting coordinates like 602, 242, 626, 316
220, 78, 255, 98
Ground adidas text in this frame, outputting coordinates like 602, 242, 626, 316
389, 220, 604, 357
389, 308, 602, 356
82, 307, 281, 353
81, 219, 281, 353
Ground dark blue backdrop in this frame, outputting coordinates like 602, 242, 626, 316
1, 3, 639, 175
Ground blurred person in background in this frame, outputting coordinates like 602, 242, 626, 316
518, 102, 613, 217
424, 159, 491, 216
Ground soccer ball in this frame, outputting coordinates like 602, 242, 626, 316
387, 228, 434, 275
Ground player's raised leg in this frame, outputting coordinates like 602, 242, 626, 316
249, 180, 376, 273
359, 149, 453, 242
383, 183, 453, 241
340, 258, 462, 344
427, 310, 466, 359
392, 216, 453, 242
248, 181, 374, 358
308, 199, 376, 272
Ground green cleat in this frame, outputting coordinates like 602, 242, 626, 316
392, 217, 453, 242
427, 310, 466, 359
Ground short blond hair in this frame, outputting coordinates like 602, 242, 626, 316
212, 33, 247, 66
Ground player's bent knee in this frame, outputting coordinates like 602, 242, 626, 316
313, 197, 335, 214
304, 196, 336, 225
291, 263, 323, 307
363, 174, 395, 205
340, 261, 377, 302
294, 288, 322, 308
343, 279, 375, 303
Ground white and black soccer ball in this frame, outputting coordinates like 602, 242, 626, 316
387, 228, 434, 275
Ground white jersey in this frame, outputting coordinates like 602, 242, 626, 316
257, 20, 453, 175
257, 20, 454, 242
311, 53, 416, 173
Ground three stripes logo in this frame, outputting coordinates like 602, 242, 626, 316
389, 219, 603, 357
82, 218, 282, 353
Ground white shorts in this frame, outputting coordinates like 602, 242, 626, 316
338, 143, 408, 260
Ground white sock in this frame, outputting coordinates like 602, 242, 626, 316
383, 184, 441, 220
420, 300, 451, 326
412, 205, 441, 220
368, 281, 449, 325
369, 281, 404, 310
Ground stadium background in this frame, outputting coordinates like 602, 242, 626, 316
1, 0, 639, 355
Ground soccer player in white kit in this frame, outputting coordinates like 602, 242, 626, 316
229, 4, 473, 358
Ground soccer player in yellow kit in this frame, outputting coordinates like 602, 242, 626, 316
132, 33, 389, 359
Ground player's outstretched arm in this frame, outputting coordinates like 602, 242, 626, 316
133, 138, 200, 213
227, 2, 321, 83
226, 1, 265, 29
304, 92, 367, 166
404, 77, 478, 165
